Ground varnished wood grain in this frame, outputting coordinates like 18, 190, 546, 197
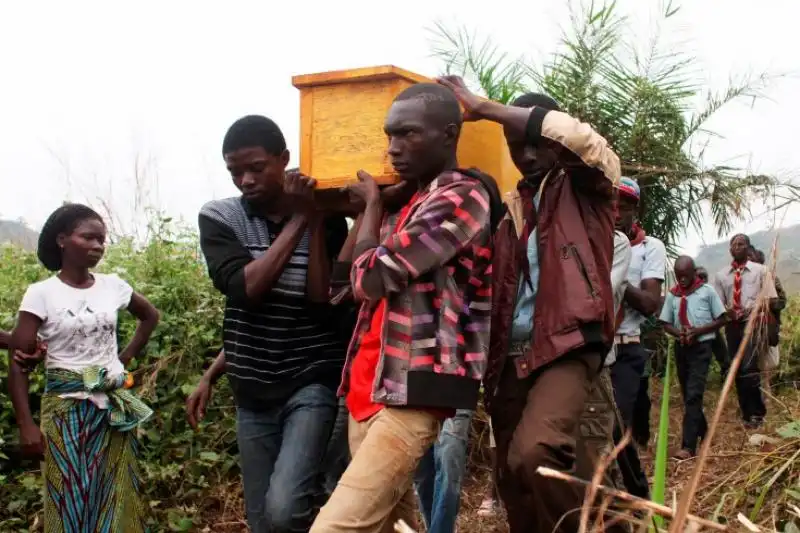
293, 65, 522, 193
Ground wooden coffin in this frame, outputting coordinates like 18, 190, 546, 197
291, 65, 521, 195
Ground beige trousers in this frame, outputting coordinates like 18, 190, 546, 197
311, 408, 441, 533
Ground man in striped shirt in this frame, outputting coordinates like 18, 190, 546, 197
190, 115, 349, 533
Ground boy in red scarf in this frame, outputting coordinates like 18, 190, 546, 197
660, 256, 728, 459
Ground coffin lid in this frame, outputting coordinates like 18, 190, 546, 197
292, 65, 431, 89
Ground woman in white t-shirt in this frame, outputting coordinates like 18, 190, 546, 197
8, 203, 160, 533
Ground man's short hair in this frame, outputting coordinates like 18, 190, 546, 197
222, 115, 286, 157
395, 83, 463, 128
511, 92, 561, 111
675, 255, 696, 270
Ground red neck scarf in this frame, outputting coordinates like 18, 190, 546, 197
628, 223, 646, 247
670, 277, 705, 328
731, 260, 747, 311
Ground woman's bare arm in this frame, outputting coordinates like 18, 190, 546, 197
119, 292, 160, 366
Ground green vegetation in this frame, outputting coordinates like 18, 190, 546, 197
0, 218, 235, 532
0, 229, 799, 531
430, 1, 785, 255
1, 2, 798, 531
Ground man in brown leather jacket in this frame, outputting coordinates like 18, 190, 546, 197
439, 76, 622, 533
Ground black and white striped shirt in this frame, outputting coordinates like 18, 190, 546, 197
198, 197, 349, 410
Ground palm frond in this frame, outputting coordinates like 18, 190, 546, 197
427, 1, 783, 254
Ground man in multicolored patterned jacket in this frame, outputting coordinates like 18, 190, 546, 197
438, 75, 624, 533
311, 82, 501, 533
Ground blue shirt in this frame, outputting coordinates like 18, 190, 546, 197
659, 284, 726, 342
511, 194, 541, 342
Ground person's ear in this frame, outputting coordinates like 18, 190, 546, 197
443, 123, 460, 148
280, 149, 291, 169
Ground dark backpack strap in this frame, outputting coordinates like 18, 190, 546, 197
456, 167, 507, 233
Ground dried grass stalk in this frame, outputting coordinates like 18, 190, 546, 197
394, 519, 417, 533
537, 467, 727, 531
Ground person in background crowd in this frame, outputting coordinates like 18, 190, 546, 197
437, 76, 625, 533
696, 266, 731, 377
477, 422, 501, 517
575, 226, 632, 495
190, 115, 349, 533
311, 83, 501, 533
748, 248, 787, 337
1, 332, 47, 362
713, 234, 778, 428
317, 219, 362, 501
414, 409, 474, 533
660, 256, 728, 459
0, 330, 47, 360
631, 316, 656, 448
748, 247, 786, 379
9, 203, 160, 533
611, 177, 665, 498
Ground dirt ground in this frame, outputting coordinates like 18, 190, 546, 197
202, 372, 799, 532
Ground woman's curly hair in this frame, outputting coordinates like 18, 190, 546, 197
37, 203, 104, 272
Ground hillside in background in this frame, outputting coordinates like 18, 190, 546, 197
696, 224, 800, 293
0, 219, 37, 251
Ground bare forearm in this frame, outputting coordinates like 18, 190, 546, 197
475, 100, 532, 139
662, 323, 682, 338
203, 351, 226, 385
624, 285, 658, 316
0, 330, 9, 350
695, 318, 727, 337
8, 362, 35, 429
119, 317, 159, 365
306, 215, 331, 302
339, 215, 363, 262
355, 200, 383, 254
244, 214, 308, 301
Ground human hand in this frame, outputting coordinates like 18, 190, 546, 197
186, 377, 214, 430
728, 307, 744, 322
284, 169, 317, 214
19, 424, 44, 459
13, 342, 47, 373
436, 75, 487, 121
346, 170, 381, 206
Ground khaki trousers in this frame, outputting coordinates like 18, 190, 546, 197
311, 408, 441, 533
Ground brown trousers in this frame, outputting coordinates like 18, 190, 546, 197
492, 349, 629, 533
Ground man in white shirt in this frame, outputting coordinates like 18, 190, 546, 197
576, 229, 631, 488
611, 178, 666, 498
713, 234, 778, 428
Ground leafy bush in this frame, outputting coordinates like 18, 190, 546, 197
0, 218, 240, 532
3, 218, 800, 531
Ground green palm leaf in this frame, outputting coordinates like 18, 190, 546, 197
427, 1, 790, 253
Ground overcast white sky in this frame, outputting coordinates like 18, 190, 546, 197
0, 0, 797, 254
